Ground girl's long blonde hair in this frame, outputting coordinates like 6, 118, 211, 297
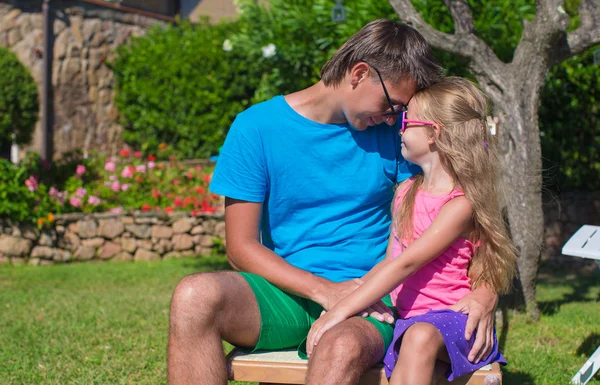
393, 77, 517, 294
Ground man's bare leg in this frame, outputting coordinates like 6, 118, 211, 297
167, 271, 261, 385
306, 318, 385, 385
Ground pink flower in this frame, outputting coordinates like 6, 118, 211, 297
109, 174, 117, 181
109, 206, 123, 214
147, 161, 156, 169
121, 166, 134, 178
69, 196, 82, 207
76, 187, 87, 198
25, 176, 38, 192
134, 151, 142, 158
121, 183, 130, 191
49, 187, 59, 196
104, 161, 116, 172
136, 164, 146, 173
87, 195, 100, 205
76, 164, 86, 175
110, 181, 121, 192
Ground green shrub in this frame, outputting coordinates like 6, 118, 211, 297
0, 154, 59, 225
112, 20, 264, 159
0, 47, 39, 151
540, 47, 600, 191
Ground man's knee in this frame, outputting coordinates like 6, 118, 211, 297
402, 323, 443, 358
170, 272, 228, 326
313, 321, 379, 367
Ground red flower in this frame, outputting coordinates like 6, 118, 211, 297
120, 149, 130, 157
194, 186, 205, 195
211, 194, 219, 200
148, 155, 156, 161
183, 196, 194, 207
164, 207, 174, 213
134, 151, 142, 158
174, 196, 183, 207
173, 179, 180, 186
203, 174, 212, 184
141, 203, 151, 211
152, 189, 161, 198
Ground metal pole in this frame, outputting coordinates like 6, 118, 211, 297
41, 0, 52, 161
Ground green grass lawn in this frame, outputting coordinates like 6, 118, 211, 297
0, 257, 599, 385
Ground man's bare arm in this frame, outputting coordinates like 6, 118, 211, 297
225, 198, 359, 310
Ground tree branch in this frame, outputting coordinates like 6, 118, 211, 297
511, 0, 569, 78
554, 0, 600, 63
441, 0, 474, 35
389, 0, 508, 89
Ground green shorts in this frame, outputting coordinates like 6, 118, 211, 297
240, 272, 396, 359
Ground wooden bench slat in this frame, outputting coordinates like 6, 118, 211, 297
227, 348, 502, 385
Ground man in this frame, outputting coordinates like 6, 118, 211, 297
168, 19, 498, 385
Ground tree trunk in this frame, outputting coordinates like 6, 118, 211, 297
477, 77, 545, 320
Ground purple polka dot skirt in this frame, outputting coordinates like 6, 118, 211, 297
383, 309, 506, 381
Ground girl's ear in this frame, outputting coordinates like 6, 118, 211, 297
428, 125, 441, 145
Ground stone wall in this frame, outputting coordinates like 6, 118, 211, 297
0, 212, 225, 265
0, 0, 163, 157
0, 191, 598, 267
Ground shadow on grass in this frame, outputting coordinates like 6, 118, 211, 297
502, 370, 536, 385
536, 269, 600, 316
576, 333, 600, 356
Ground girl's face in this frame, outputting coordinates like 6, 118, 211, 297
400, 100, 436, 164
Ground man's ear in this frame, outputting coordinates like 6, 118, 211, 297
349, 61, 370, 88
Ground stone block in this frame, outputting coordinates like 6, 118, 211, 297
172, 218, 193, 234
98, 241, 121, 260
134, 248, 159, 262
98, 218, 124, 239
151, 225, 172, 239
125, 224, 150, 239
173, 234, 193, 251
0, 235, 32, 256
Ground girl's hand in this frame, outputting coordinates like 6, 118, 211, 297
306, 309, 348, 357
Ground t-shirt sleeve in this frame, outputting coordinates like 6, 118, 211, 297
209, 116, 268, 203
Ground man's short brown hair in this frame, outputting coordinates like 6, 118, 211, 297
320, 19, 443, 90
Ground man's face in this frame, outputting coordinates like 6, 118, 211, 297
343, 69, 417, 131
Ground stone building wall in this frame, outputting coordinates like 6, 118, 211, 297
0, 212, 225, 265
0, 0, 163, 158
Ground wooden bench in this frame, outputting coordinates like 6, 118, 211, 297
227, 348, 502, 385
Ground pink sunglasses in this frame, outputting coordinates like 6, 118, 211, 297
399, 111, 441, 134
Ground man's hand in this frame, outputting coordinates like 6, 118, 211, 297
449, 286, 498, 363
314, 279, 362, 311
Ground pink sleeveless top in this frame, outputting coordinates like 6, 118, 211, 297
390, 178, 473, 319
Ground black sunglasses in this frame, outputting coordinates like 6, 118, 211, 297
360, 59, 407, 117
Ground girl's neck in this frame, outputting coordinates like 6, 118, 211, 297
284, 81, 347, 124
417, 155, 455, 195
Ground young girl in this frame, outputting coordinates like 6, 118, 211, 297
306, 77, 517, 384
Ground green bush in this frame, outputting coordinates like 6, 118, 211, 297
112, 20, 264, 159
231, 0, 398, 102
540, 47, 600, 191
0, 47, 39, 151
0, 154, 59, 224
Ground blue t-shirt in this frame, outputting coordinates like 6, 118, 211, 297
210, 95, 420, 282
